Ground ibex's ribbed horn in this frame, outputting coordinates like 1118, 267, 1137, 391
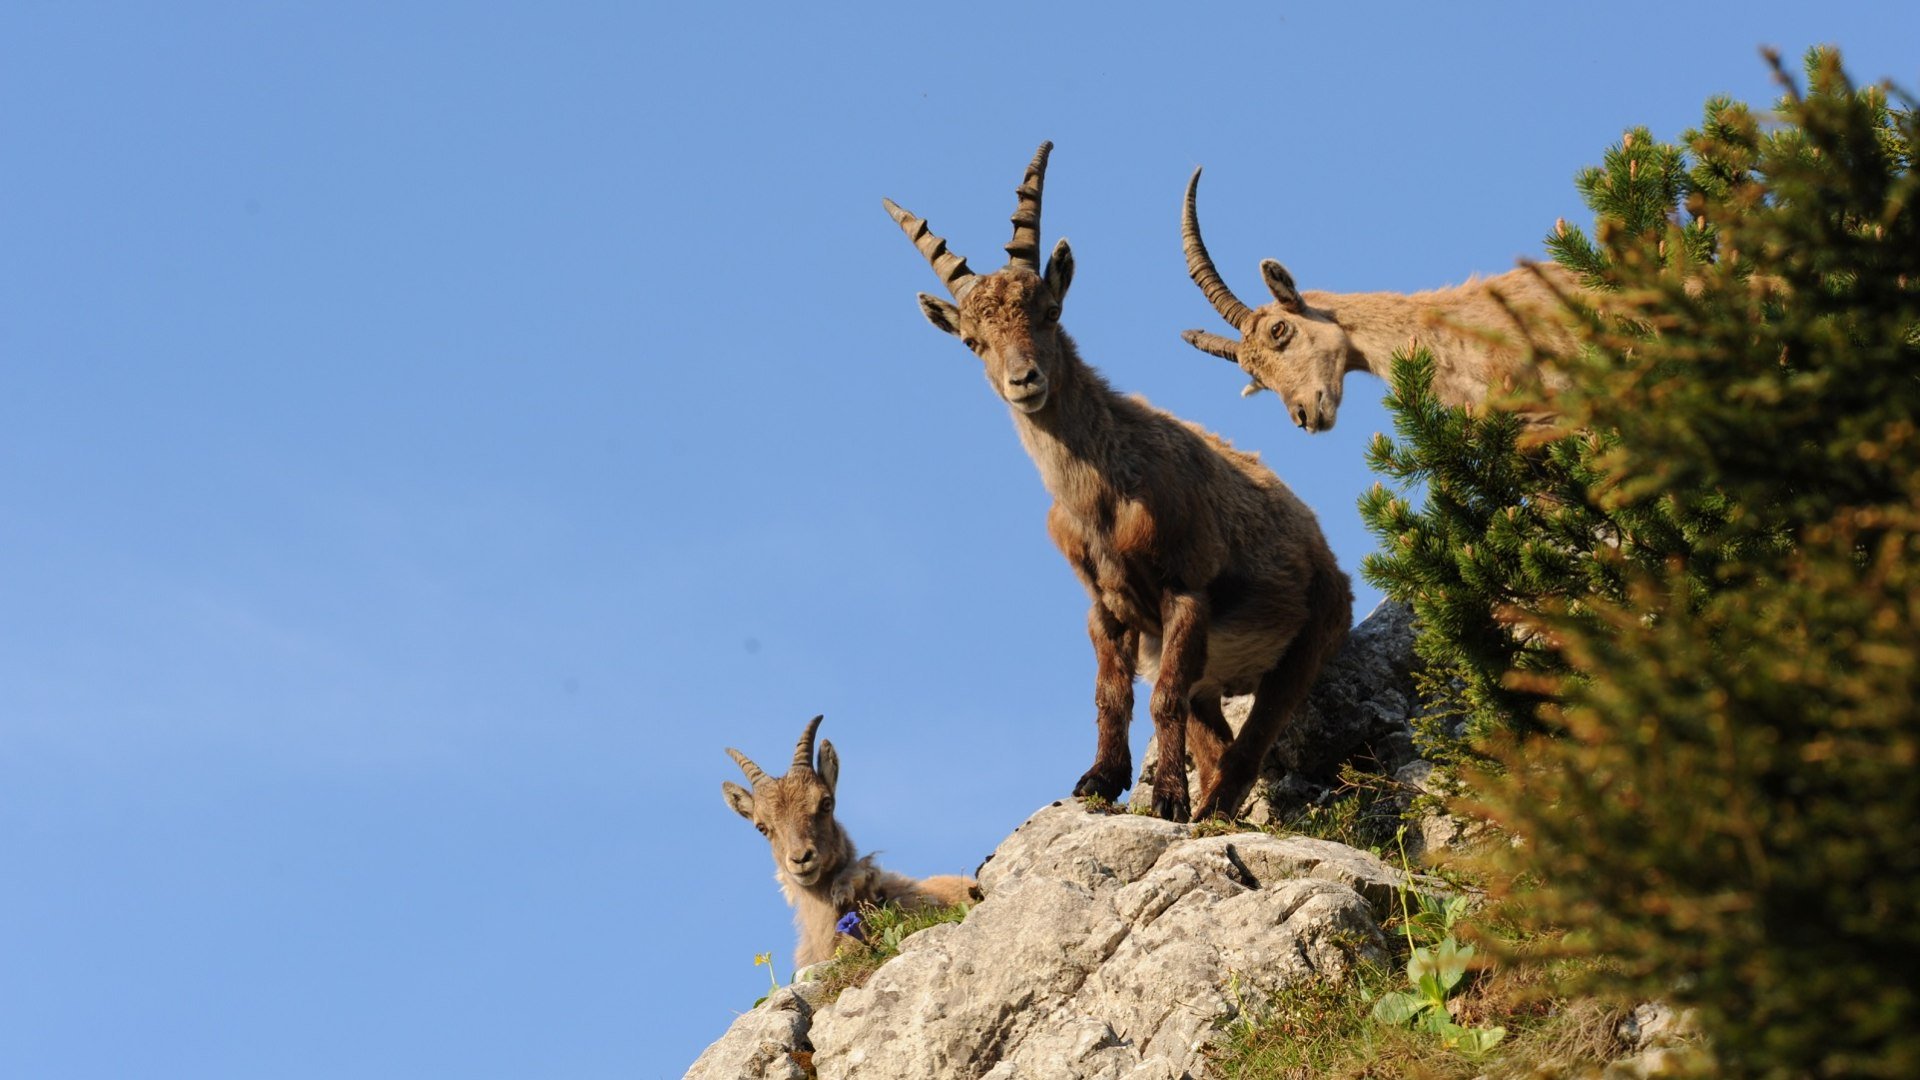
1183, 167, 1254, 331
1005, 141, 1053, 271
791, 714, 824, 771
1181, 329, 1243, 362
727, 748, 770, 787
884, 198, 977, 299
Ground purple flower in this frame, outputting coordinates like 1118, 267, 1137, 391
836, 911, 865, 941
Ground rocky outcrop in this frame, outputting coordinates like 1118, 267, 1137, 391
688, 599, 1444, 1079
689, 801, 1439, 1079
1139, 599, 1423, 822
685, 987, 814, 1080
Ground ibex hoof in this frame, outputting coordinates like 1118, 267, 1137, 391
1150, 777, 1191, 823
1192, 788, 1246, 823
1072, 765, 1128, 802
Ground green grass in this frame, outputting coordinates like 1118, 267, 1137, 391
1207, 812, 1633, 1079
1205, 930, 1627, 1079
802, 901, 973, 1004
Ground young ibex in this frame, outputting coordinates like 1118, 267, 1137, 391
1180, 167, 1578, 433
885, 142, 1353, 822
722, 715, 979, 968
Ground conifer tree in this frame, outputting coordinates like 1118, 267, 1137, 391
1361, 49, 1919, 1074
1357, 116, 1732, 752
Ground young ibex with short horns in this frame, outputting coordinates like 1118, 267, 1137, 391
722, 715, 979, 968
885, 142, 1353, 822
1180, 168, 1579, 433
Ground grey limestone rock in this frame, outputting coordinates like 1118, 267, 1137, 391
683, 986, 813, 1080
692, 801, 1436, 1079
1393, 758, 1484, 859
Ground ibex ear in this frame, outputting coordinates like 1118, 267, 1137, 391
816, 739, 839, 794
1045, 238, 1074, 304
1260, 259, 1304, 312
721, 781, 756, 821
917, 293, 964, 337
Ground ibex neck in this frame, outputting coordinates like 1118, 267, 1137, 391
1007, 339, 1121, 511
1309, 289, 1433, 381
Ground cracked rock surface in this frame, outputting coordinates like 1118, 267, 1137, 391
684, 985, 813, 1080
690, 801, 1417, 1079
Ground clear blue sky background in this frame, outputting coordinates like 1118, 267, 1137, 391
3, 3, 1913, 1077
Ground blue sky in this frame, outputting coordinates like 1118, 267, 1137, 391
3, 3, 1914, 1077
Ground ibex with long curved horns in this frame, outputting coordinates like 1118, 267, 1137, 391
1180, 168, 1578, 433
886, 143, 1353, 822
722, 716, 978, 967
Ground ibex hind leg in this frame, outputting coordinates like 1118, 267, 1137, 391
1194, 662, 1308, 821
1196, 575, 1351, 821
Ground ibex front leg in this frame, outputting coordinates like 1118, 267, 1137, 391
1072, 603, 1137, 803
1148, 590, 1209, 823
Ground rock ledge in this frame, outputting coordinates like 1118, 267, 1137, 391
688, 801, 1431, 1080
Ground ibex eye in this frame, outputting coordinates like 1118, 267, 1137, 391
963, 337, 981, 352
1045, 304, 1061, 323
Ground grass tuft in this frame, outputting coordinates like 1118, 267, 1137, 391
803, 901, 972, 1004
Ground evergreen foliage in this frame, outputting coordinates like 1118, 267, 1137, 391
1360, 48, 1919, 1075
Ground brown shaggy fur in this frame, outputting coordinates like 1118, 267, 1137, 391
887, 143, 1353, 822
722, 716, 979, 967
1180, 167, 1580, 433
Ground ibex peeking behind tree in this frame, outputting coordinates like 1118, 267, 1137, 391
1180, 167, 1579, 433
722, 716, 979, 968
885, 142, 1353, 822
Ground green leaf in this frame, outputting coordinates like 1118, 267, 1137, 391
1370, 991, 1429, 1026
1418, 1008, 1456, 1036
1431, 937, 1474, 993
1451, 1026, 1508, 1056
1406, 944, 1435, 986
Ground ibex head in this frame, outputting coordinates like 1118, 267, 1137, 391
722, 715, 847, 889
886, 141, 1076, 414
1180, 168, 1352, 433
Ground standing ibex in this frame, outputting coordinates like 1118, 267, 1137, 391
1180, 167, 1578, 433
885, 142, 1353, 822
722, 716, 979, 968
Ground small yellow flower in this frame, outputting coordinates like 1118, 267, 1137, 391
754, 952, 771, 967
